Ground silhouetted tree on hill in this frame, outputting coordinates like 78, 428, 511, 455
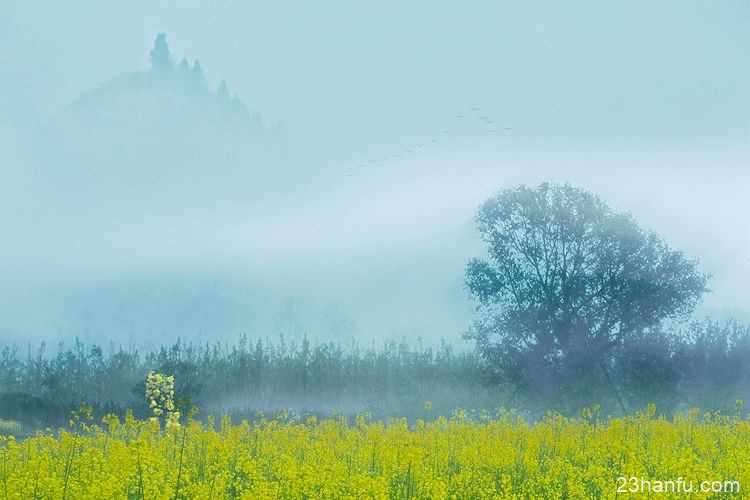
217, 79, 230, 101
190, 58, 206, 89
177, 57, 190, 73
149, 33, 173, 70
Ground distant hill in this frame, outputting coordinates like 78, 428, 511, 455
74, 33, 262, 128
52, 33, 283, 207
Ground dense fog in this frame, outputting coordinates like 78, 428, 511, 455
1, 1, 747, 351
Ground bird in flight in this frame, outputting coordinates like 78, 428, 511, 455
456, 115, 466, 118
441, 130, 449, 134
429, 139, 438, 143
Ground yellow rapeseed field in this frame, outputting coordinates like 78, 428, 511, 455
0, 402, 748, 499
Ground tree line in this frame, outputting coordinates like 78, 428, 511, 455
0, 336, 491, 429
0, 319, 748, 431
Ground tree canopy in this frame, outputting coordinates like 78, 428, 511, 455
465, 183, 709, 400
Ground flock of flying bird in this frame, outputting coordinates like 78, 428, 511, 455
331, 106, 515, 187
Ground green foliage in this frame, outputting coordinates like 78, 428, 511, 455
465, 183, 710, 411
1, 321, 749, 428
0, 335, 489, 428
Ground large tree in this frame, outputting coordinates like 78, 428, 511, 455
465, 183, 708, 404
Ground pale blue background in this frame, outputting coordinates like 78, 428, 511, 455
0, 1, 747, 345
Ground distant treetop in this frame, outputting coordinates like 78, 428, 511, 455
217, 79, 230, 101
149, 33, 173, 70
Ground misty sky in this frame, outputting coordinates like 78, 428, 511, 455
1, 1, 748, 347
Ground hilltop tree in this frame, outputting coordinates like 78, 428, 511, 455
465, 183, 709, 407
177, 57, 190, 73
189, 59, 206, 89
217, 79, 230, 101
149, 33, 173, 70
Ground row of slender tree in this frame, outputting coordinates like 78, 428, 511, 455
0, 335, 489, 428
1, 319, 748, 430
